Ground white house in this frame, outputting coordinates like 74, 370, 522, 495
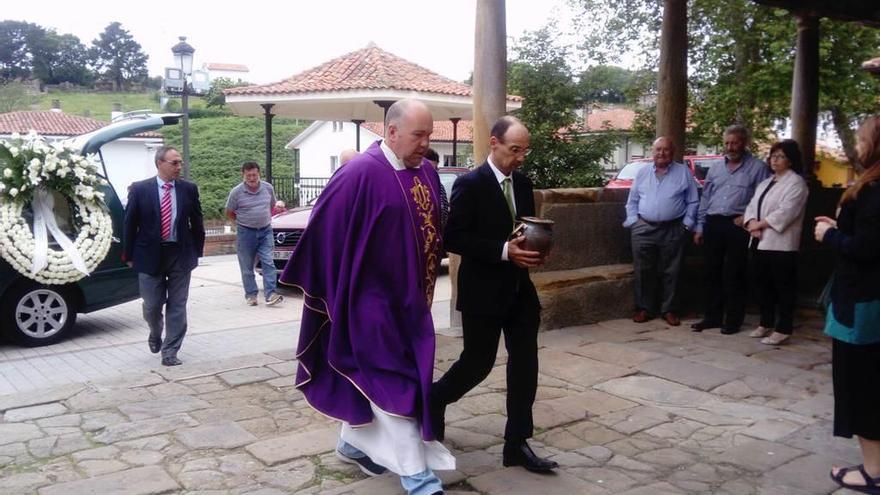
0, 110, 165, 205
202, 63, 250, 83
286, 120, 475, 178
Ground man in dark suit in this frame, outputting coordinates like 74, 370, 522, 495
430, 116, 558, 473
124, 146, 205, 366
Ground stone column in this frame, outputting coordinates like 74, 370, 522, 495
447, 0, 508, 334
655, 0, 688, 161
791, 13, 820, 182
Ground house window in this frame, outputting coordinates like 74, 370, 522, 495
330, 155, 339, 173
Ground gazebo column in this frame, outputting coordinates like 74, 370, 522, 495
450, 117, 461, 166
472, 0, 507, 164
262, 104, 275, 182
373, 100, 396, 124
791, 12, 820, 182
656, 0, 688, 160
351, 119, 365, 151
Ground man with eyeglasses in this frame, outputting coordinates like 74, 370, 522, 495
124, 146, 205, 366
430, 116, 558, 473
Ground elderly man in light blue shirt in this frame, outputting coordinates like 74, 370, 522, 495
624, 137, 699, 326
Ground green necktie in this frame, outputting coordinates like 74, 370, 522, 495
502, 177, 516, 222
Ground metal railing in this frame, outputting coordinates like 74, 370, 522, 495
272, 177, 331, 207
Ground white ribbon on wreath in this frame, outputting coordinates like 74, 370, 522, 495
30, 187, 89, 277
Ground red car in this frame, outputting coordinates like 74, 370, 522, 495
268, 167, 469, 270
605, 155, 723, 189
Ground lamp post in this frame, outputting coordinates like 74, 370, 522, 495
171, 36, 195, 180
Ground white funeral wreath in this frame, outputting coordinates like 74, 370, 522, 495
0, 131, 113, 285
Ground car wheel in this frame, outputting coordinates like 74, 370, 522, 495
1, 281, 78, 347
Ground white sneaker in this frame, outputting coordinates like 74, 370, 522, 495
266, 293, 283, 306
761, 332, 790, 345
749, 326, 772, 338
246, 296, 258, 306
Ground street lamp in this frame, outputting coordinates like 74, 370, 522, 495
171, 36, 195, 180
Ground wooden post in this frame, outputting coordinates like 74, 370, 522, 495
656, 0, 688, 160
449, 0, 508, 334
791, 13, 820, 182
472, 0, 507, 164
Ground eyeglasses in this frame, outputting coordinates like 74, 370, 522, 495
162, 159, 183, 166
501, 142, 532, 156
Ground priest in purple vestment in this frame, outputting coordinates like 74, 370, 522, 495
280, 99, 453, 495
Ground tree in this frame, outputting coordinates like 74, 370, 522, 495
90, 22, 148, 91
31, 32, 92, 86
578, 65, 653, 104
0, 80, 37, 112
203, 77, 252, 108
509, 27, 617, 188
570, 0, 880, 159
0, 21, 45, 81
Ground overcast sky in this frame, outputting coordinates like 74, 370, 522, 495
4, 0, 576, 84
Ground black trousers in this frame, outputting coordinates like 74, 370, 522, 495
432, 290, 540, 442
702, 215, 750, 327
754, 250, 798, 334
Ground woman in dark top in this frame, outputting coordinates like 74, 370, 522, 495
816, 116, 880, 494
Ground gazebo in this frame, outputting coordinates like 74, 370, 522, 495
224, 43, 521, 180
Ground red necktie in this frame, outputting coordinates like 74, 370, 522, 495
161, 182, 173, 240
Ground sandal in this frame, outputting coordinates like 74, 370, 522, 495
830, 464, 880, 494
749, 326, 772, 338
760, 332, 790, 345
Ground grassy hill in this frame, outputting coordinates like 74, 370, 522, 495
37, 90, 207, 120
160, 116, 309, 219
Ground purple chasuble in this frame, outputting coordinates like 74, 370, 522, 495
280, 141, 443, 440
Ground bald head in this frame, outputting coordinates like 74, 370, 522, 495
339, 149, 359, 166
652, 137, 675, 169
489, 116, 531, 175
384, 99, 433, 168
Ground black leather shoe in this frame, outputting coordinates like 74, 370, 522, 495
502, 441, 558, 473
691, 320, 721, 332
428, 390, 446, 442
148, 339, 162, 354
161, 356, 183, 366
720, 325, 741, 335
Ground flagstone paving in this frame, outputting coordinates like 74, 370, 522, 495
0, 309, 861, 494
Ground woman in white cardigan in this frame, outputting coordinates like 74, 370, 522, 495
743, 140, 809, 345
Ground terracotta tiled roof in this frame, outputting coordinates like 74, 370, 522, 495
0, 111, 161, 138
205, 63, 249, 72
361, 120, 473, 142
225, 43, 521, 102
583, 108, 636, 131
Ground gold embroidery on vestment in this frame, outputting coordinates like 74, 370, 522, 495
410, 177, 439, 305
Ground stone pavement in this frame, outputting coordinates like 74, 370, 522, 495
0, 255, 452, 395
0, 306, 862, 494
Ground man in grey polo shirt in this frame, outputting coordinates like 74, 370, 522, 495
225, 162, 283, 306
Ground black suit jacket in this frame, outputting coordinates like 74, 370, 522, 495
123, 176, 205, 276
445, 162, 538, 316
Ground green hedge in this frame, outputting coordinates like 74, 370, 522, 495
160, 116, 308, 219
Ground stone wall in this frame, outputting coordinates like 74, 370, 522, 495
204, 234, 237, 256
529, 187, 634, 330
528, 184, 843, 331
